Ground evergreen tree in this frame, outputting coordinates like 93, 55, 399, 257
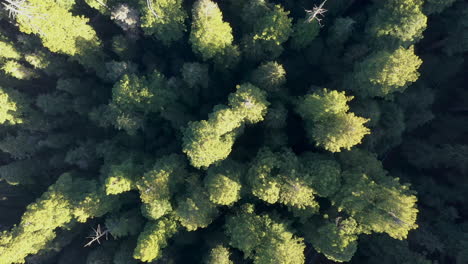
296, 89, 370, 152
190, 0, 239, 68
348, 46, 423, 98
140, 0, 187, 45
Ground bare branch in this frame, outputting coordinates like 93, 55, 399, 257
2, 0, 34, 19
147, 0, 159, 18
84, 224, 110, 247
305, 0, 328, 27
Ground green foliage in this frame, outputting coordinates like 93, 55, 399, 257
104, 159, 142, 195
247, 149, 319, 211
205, 245, 234, 264
306, 218, 359, 262
140, 0, 187, 45
291, 19, 320, 50
2, 60, 36, 80
242, 3, 293, 60
297, 89, 370, 152
250, 61, 286, 92
105, 209, 144, 238
204, 160, 243, 206
136, 155, 186, 220
175, 176, 218, 230
15, 0, 104, 69
182, 83, 269, 168
190, 0, 237, 66
348, 46, 422, 98
105, 71, 176, 134
225, 204, 305, 264
205, 245, 233, 264
367, 0, 427, 46
300, 153, 342, 198
2, 0, 460, 262
0, 173, 119, 264
133, 217, 179, 262
332, 170, 418, 240
0, 87, 25, 125
0, 40, 21, 60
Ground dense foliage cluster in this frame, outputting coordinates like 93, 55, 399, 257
0, 0, 467, 263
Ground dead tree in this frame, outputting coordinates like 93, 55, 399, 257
84, 224, 110, 247
305, 0, 328, 27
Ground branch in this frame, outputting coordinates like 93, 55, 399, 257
305, 0, 328, 27
84, 224, 110, 247
147, 0, 159, 18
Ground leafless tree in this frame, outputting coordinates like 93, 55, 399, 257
84, 224, 109, 247
305, 0, 328, 27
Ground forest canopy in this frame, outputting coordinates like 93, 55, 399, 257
0, 0, 467, 264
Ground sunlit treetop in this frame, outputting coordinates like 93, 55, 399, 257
183, 83, 269, 168
349, 46, 423, 99
14, 0, 102, 57
225, 204, 306, 264
139, 0, 187, 45
296, 89, 370, 152
190, 0, 237, 65
366, 0, 427, 46
0, 87, 25, 125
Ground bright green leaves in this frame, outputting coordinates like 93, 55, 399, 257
305, 218, 360, 262
190, 0, 238, 67
228, 83, 270, 123
312, 113, 371, 153
183, 83, 269, 168
101, 71, 176, 134
140, 0, 187, 45
104, 159, 141, 195
0, 40, 21, 60
297, 89, 352, 121
136, 155, 186, 220
225, 205, 306, 264
2, 60, 36, 80
225, 204, 263, 258
349, 46, 423, 98
333, 150, 419, 240
332, 171, 418, 240
111, 72, 171, 114
367, 0, 427, 46
15, 0, 103, 70
205, 245, 234, 264
0, 37, 37, 80
182, 119, 237, 168
0, 173, 119, 264
133, 217, 179, 262
175, 175, 218, 230
0, 87, 24, 125
297, 89, 370, 152
242, 3, 293, 60
247, 149, 319, 211
204, 160, 243, 206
